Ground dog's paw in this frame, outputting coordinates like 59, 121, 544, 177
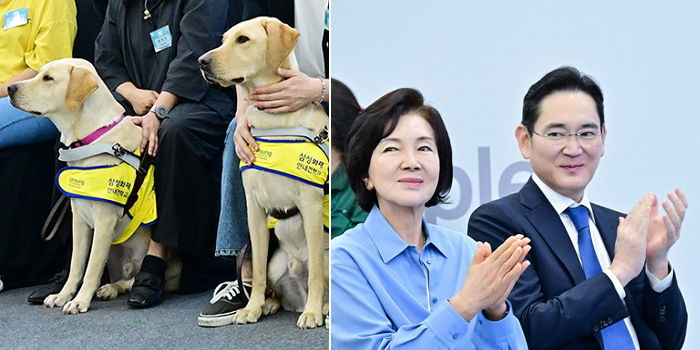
262, 297, 281, 316
62, 299, 90, 314
96, 284, 118, 300
297, 311, 324, 329
44, 293, 70, 308
322, 303, 329, 315
234, 307, 262, 325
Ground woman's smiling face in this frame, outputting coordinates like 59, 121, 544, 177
366, 112, 440, 212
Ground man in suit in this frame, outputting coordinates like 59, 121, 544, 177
468, 66, 688, 350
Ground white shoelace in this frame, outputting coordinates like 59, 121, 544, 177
209, 280, 252, 304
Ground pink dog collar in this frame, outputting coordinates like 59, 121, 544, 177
70, 115, 126, 148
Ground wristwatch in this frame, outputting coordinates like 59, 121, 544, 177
149, 105, 169, 120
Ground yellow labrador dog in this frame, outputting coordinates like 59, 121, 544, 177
8, 58, 176, 314
199, 17, 328, 329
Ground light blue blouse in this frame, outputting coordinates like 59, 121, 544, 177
331, 206, 527, 349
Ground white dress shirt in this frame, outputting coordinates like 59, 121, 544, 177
532, 174, 675, 350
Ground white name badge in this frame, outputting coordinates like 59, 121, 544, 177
149, 25, 172, 53
3, 7, 28, 30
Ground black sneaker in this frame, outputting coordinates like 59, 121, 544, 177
197, 280, 251, 327
27, 270, 68, 304
127, 270, 165, 308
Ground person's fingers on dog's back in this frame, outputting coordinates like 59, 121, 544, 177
252, 81, 284, 96
255, 99, 286, 111
148, 128, 157, 156
251, 90, 285, 103
234, 132, 254, 164
151, 133, 158, 156
140, 126, 149, 153
264, 105, 294, 114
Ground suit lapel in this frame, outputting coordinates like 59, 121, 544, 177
520, 178, 587, 284
592, 204, 618, 259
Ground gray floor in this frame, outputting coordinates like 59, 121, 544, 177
0, 285, 328, 349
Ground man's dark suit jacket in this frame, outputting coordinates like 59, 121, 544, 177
468, 178, 687, 350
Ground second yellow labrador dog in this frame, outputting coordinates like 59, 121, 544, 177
199, 17, 328, 329
8, 58, 178, 314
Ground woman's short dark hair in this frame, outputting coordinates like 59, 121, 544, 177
344, 88, 453, 212
331, 79, 361, 157
522, 66, 605, 133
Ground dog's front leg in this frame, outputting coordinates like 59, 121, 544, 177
296, 193, 326, 329
44, 213, 92, 309
63, 206, 118, 314
234, 196, 269, 325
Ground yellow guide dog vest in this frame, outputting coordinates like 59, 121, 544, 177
56, 160, 157, 245
240, 138, 329, 229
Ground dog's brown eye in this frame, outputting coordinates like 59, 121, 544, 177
236, 36, 250, 44
42, 75, 53, 81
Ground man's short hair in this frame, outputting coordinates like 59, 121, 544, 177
522, 66, 605, 133
345, 88, 453, 212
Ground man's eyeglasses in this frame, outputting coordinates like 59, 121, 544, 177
532, 129, 602, 146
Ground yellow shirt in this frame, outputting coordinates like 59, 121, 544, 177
0, 0, 77, 83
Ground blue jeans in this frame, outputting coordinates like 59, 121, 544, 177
215, 118, 250, 258
0, 97, 58, 149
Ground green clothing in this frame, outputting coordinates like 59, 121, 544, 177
331, 164, 369, 238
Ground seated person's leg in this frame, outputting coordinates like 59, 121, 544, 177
215, 118, 250, 259
0, 97, 58, 149
129, 101, 233, 308
199, 117, 254, 327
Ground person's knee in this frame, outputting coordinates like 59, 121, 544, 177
158, 115, 189, 142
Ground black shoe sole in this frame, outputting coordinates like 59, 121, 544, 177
127, 291, 164, 309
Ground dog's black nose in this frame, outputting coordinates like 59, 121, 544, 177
7, 84, 17, 96
198, 55, 211, 68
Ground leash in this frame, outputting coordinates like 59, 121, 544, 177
122, 151, 155, 217
236, 242, 249, 298
40, 194, 70, 241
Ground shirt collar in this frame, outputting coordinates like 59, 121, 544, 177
531, 173, 595, 222
365, 206, 448, 264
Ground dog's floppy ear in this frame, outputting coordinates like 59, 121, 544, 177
65, 66, 98, 112
263, 19, 300, 69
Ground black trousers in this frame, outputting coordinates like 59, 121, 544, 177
153, 102, 231, 257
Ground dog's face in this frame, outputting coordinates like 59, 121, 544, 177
198, 16, 299, 87
8, 58, 98, 116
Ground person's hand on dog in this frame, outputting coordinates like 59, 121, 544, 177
234, 111, 258, 165
249, 68, 326, 113
132, 112, 160, 156
450, 235, 531, 321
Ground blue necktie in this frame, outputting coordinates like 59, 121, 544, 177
565, 206, 635, 350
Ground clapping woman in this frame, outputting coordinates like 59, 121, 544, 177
331, 88, 530, 349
